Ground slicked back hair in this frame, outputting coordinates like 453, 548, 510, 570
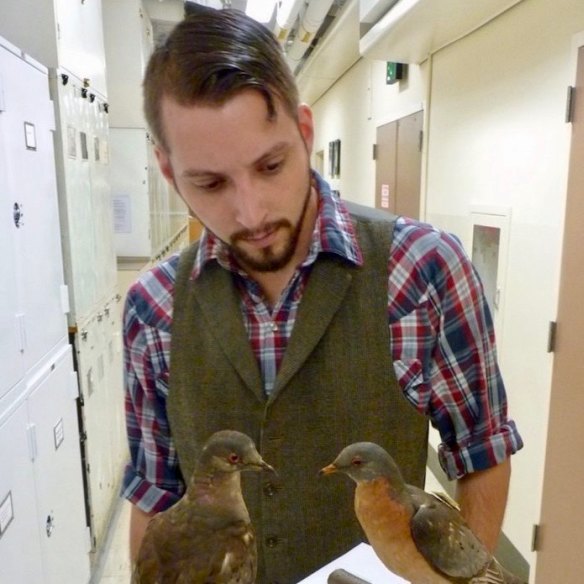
143, 8, 300, 151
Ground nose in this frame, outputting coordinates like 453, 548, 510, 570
232, 174, 267, 229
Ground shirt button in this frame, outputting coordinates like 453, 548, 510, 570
271, 322, 278, 332
266, 536, 279, 548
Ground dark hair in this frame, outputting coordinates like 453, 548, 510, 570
143, 9, 300, 150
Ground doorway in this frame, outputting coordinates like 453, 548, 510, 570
375, 110, 423, 219
535, 44, 584, 583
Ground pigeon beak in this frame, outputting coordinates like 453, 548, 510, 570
246, 455, 276, 474
319, 463, 338, 476
259, 459, 276, 474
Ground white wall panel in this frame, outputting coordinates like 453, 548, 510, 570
110, 128, 151, 257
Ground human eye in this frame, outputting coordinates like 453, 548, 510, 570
192, 177, 225, 192
260, 157, 284, 175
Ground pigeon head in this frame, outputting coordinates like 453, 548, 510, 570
198, 430, 274, 475
320, 442, 406, 486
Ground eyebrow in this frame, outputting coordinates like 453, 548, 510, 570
181, 141, 290, 179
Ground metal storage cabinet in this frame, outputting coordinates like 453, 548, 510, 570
0, 37, 68, 396
51, 70, 117, 324
27, 344, 91, 584
0, 345, 91, 584
0, 390, 44, 584
0, 0, 107, 96
0, 35, 91, 583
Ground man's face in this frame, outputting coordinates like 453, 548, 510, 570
156, 90, 316, 273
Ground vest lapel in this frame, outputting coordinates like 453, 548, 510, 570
270, 256, 354, 401
193, 265, 264, 401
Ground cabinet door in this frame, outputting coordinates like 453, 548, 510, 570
53, 71, 98, 322
5, 51, 68, 372
0, 43, 25, 398
0, 397, 44, 584
27, 345, 90, 584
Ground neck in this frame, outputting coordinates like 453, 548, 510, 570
247, 186, 318, 306
186, 470, 250, 522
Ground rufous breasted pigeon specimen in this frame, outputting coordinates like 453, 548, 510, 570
320, 442, 526, 584
133, 430, 274, 584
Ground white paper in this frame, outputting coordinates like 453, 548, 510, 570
297, 543, 408, 584
381, 184, 390, 209
112, 194, 132, 233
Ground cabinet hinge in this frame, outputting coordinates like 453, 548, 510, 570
372, 143, 377, 160
547, 321, 557, 353
419, 130, 424, 152
566, 86, 575, 123
531, 523, 541, 551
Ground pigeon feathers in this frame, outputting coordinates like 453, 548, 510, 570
132, 430, 273, 584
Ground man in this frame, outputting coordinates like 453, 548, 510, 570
122, 8, 523, 583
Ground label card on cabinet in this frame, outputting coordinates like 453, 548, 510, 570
24, 122, 37, 150
53, 418, 64, 451
0, 492, 14, 539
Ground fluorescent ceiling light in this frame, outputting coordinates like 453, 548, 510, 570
245, 0, 276, 23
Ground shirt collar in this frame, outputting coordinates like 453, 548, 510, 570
190, 170, 363, 280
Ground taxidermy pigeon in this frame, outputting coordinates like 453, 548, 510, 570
320, 442, 526, 584
133, 429, 274, 584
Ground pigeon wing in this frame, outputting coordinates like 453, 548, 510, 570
409, 487, 491, 580
134, 511, 256, 584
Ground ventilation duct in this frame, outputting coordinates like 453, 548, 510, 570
285, 0, 336, 71
274, 0, 304, 43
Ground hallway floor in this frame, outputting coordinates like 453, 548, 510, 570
92, 498, 132, 584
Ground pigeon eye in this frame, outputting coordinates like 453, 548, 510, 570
351, 456, 363, 466
228, 453, 240, 464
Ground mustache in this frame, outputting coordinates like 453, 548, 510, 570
231, 219, 291, 243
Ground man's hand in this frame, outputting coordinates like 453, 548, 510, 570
129, 504, 156, 564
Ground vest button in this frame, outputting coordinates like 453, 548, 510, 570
265, 536, 279, 548
263, 482, 277, 497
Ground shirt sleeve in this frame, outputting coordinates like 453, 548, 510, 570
120, 270, 185, 512
388, 219, 523, 480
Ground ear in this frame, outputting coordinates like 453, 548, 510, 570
297, 103, 314, 155
155, 146, 176, 186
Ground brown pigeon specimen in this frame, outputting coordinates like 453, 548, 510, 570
320, 442, 526, 584
133, 430, 274, 584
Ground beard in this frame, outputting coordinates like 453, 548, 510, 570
228, 172, 313, 273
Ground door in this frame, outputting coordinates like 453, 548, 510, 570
27, 345, 91, 584
535, 46, 584, 583
0, 395, 44, 584
375, 110, 423, 219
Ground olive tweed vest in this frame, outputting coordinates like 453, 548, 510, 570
168, 203, 428, 584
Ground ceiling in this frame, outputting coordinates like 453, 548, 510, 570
144, 0, 352, 80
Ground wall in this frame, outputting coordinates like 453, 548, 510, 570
309, 58, 428, 205
308, 0, 584, 577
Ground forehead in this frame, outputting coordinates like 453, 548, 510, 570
160, 90, 299, 166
